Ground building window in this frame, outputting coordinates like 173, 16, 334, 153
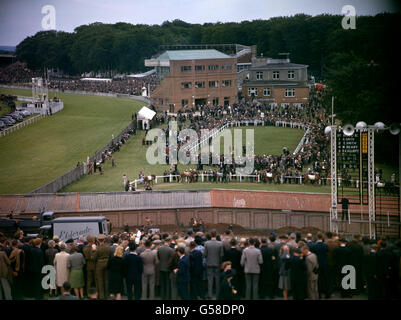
263, 88, 271, 96
181, 66, 192, 71
181, 99, 189, 107
288, 70, 295, 79
285, 88, 295, 97
212, 98, 219, 106
248, 87, 258, 96
273, 71, 280, 79
165, 99, 169, 105
159, 98, 163, 105
195, 65, 205, 71
181, 82, 192, 89
256, 72, 263, 80
209, 81, 218, 88
222, 64, 232, 70
208, 65, 219, 70
222, 80, 232, 87
195, 81, 205, 88
224, 97, 230, 106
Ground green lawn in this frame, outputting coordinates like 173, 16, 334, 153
0, 87, 145, 194
61, 125, 305, 193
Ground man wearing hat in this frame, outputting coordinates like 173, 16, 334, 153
217, 269, 237, 300
83, 235, 97, 297
94, 233, 111, 299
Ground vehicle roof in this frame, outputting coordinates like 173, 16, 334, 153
53, 216, 107, 223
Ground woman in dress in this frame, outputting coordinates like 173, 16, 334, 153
67, 246, 86, 299
278, 245, 291, 300
54, 243, 70, 295
107, 245, 124, 300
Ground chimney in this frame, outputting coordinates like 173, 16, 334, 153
251, 45, 257, 58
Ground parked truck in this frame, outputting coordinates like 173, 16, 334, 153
39, 216, 110, 242
0, 211, 54, 237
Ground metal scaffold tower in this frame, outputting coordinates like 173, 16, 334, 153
330, 125, 338, 234
367, 127, 376, 239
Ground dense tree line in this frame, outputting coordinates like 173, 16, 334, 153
14, 14, 401, 165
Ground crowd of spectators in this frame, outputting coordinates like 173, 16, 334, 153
47, 75, 159, 96
1, 226, 400, 300
0, 62, 41, 84
0, 62, 159, 96
154, 94, 330, 184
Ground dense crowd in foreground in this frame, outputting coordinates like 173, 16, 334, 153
1, 226, 400, 300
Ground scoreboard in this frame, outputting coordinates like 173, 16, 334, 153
336, 130, 363, 204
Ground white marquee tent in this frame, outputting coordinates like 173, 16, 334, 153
137, 106, 156, 130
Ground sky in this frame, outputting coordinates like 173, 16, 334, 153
0, 0, 399, 46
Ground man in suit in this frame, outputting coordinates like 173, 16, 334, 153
82, 235, 97, 297
94, 234, 111, 299
259, 238, 275, 299
189, 241, 205, 300
29, 238, 45, 300
341, 197, 349, 221
175, 247, 190, 300
57, 281, 79, 300
346, 234, 364, 294
240, 237, 263, 300
333, 238, 353, 298
376, 241, 398, 300
364, 244, 379, 300
140, 239, 159, 299
204, 230, 224, 299
302, 245, 319, 300
287, 248, 307, 300
123, 242, 143, 300
223, 238, 244, 298
311, 232, 329, 298
325, 232, 339, 298
157, 237, 174, 300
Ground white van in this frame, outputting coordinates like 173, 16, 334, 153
40, 216, 110, 242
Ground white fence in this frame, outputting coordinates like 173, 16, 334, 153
181, 119, 309, 154
0, 114, 46, 137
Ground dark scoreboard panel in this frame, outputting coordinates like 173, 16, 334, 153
337, 131, 362, 204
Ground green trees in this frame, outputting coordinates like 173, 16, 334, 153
14, 15, 400, 163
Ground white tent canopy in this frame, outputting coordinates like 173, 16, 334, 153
137, 106, 156, 130
138, 106, 156, 121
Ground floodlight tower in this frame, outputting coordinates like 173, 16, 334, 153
326, 121, 400, 239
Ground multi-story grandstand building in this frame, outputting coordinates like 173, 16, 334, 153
145, 45, 242, 112
241, 54, 309, 107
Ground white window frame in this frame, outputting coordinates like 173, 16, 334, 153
256, 71, 263, 80
248, 87, 258, 97
288, 70, 295, 79
222, 80, 232, 87
285, 88, 295, 97
195, 81, 205, 88
263, 88, 271, 96
209, 81, 218, 88
181, 82, 192, 89
273, 71, 280, 79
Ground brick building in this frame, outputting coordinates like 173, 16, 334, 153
145, 49, 238, 112
241, 54, 309, 107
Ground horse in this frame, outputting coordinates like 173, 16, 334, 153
261, 170, 276, 184
144, 174, 156, 185
303, 172, 320, 185
180, 171, 195, 183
